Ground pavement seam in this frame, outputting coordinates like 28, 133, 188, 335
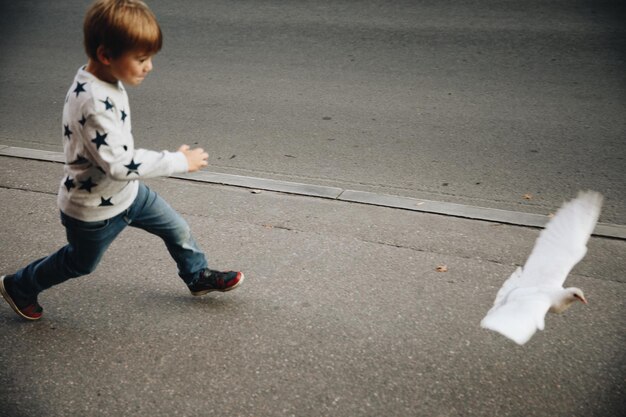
365, 237, 626, 283
0, 185, 57, 196
356, 236, 623, 283
1, 146, 624, 240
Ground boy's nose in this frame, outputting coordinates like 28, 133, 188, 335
144, 58, 153, 73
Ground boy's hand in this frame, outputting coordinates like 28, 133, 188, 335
178, 144, 209, 172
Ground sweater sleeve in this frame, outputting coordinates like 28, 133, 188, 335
82, 103, 188, 181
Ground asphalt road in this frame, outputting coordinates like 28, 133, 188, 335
0, 0, 625, 223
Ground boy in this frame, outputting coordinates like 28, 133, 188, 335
0, 0, 244, 321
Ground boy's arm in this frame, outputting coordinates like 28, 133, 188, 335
82, 106, 195, 179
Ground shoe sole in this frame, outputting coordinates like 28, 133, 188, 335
0, 275, 42, 321
190, 272, 245, 296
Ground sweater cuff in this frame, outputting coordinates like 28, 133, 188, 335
172, 151, 189, 173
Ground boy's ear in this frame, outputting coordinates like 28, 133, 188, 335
96, 46, 112, 65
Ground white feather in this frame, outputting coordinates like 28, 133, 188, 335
481, 191, 602, 345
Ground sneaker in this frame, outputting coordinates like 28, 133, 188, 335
0, 275, 43, 320
188, 269, 245, 296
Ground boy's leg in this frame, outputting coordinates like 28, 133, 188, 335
126, 183, 243, 293
2, 212, 127, 319
125, 183, 208, 282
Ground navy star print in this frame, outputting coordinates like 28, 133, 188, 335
124, 159, 141, 176
79, 115, 87, 127
121, 109, 128, 123
79, 177, 97, 193
92, 131, 108, 149
64, 124, 72, 140
100, 97, 114, 111
64, 177, 75, 192
73, 81, 87, 97
99, 197, 114, 207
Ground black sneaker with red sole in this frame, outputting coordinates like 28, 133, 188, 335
188, 269, 244, 296
0, 275, 43, 320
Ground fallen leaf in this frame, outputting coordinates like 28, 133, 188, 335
436, 265, 448, 272
522, 193, 533, 200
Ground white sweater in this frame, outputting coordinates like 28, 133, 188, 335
57, 67, 188, 221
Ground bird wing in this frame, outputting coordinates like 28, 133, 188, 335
489, 266, 524, 309
520, 191, 602, 289
481, 289, 552, 345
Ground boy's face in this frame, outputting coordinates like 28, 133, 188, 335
108, 51, 154, 86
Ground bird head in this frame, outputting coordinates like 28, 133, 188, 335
551, 287, 588, 314
570, 288, 588, 305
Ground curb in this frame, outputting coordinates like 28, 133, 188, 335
1, 145, 624, 240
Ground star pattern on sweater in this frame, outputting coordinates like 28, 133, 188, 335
64, 124, 73, 140
79, 177, 97, 193
62, 72, 156, 218
99, 197, 114, 207
92, 131, 108, 149
73, 81, 87, 97
101, 97, 114, 111
64, 177, 76, 192
124, 159, 141, 176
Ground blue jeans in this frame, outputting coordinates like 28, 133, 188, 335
12, 183, 208, 298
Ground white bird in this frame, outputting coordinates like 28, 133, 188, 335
481, 191, 603, 345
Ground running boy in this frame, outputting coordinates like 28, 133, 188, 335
1, 0, 244, 320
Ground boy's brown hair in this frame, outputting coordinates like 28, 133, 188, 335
84, 0, 162, 61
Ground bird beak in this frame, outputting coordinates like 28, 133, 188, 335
580, 296, 588, 305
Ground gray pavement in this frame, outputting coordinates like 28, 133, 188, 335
1, 156, 624, 416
